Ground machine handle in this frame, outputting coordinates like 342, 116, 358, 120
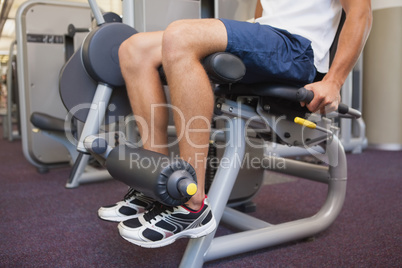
297, 87, 361, 118
296, 87, 314, 103
67, 24, 90, 38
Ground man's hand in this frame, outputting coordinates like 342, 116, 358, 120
301, 0, 372, 115
301, 80, 342, 114
299, 0, 371, 115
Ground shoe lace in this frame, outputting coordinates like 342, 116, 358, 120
123, 188, 137, 201
144, 202, 175, 222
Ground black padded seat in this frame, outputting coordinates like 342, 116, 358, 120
157, 52, 313, 119
159, 52, 246, 85
202, 52, 246, 84
215, 83, 312, 103
197, 53, 311, 104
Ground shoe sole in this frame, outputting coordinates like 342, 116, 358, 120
118, 218, 217, 248
98, 208, 143, 222
98, 214, 140, 222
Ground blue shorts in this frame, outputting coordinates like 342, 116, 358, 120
220, 19, 316, 86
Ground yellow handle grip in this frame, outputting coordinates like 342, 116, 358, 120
294, 117, 316, 129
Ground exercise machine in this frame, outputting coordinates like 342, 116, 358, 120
2, 41, 20, 142
54, 0, 361, 266
16, 1, 123, 187
15, 0, 94, 172
19, 0, 361, 265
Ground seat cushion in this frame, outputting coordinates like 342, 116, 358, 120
158, 52, 246, 85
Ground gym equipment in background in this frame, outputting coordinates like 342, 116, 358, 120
15, 0, 93, 173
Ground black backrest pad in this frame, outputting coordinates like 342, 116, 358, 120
82, 23, 137, 87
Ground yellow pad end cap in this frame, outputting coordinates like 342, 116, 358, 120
186, 183, 198, 196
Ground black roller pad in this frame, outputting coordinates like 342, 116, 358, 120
59, 48, 132, 124
82, 23, 137, 87
59, 22, 136, 123
105, 144, 197, 207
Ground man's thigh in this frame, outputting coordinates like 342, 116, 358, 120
220, 19, 316, 85
163, 19, 228, 59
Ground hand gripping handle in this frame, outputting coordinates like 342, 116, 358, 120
296, 87, 314, 103
296, 87, 361, 118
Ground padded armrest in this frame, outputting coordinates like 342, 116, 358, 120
30, 112, 76, 133
158, 52, 246, 85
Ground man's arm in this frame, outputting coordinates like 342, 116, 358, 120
255, 0, 263, 19
305, 0, 373, 113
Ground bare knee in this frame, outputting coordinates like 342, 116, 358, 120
162, 19, 227, 66
119, 35, 139, 72
162, 21, 199, 64
119, 33, 161, 73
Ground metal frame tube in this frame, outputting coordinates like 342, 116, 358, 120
179, 117, 247, 268
66, 153, 111, 188
179, 121, 347, 266
76, 83, 113, 152
122, 0, 135, 27
87, 0, 105, 25
6, 40, 18, 141
204, 135, 346, 263
263, 156, 330, 183
221, 207, 272, 230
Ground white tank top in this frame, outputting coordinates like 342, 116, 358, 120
255, 0, 343, 73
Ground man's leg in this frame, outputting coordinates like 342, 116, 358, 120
117, 20, 228, 211
119, 31, 169, 155
98, 31, 167, 222
116, 19, 227, 248
162, 19, 228, 210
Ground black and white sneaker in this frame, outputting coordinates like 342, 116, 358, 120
98, 188, 155, 222
118, 197, 216, 248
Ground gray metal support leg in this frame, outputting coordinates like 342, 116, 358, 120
76, 83, 113, 153
65, 152, 111, 188
179, 117, 247, 268
179, 122, 347, 266
204, 135, 347, 262
67, 83, 114, 187
66, 153, 90, 188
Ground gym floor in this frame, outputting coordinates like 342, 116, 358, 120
0, 125, 401, 267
